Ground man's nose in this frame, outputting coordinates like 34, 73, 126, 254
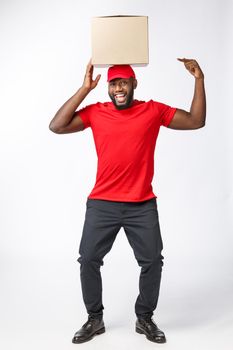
115, 82, 123, 91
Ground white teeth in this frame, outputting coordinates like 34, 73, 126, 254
114, 93, 126, 103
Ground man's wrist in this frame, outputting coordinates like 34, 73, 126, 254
80, 85, 92, 93
195, 76, 205, 82
76, 86, 91, 97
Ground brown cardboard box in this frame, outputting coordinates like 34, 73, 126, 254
91, 15, 149, 66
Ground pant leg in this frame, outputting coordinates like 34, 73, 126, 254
77, 199, 122, 318
122, 198, 164, 319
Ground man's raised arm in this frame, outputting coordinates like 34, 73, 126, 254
49, 61, 101, 134
168, 58, 206, 130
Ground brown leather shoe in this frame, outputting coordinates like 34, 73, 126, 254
136, 317, 166, 343
72, 316, 105, 344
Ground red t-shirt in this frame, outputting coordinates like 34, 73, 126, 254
78, 99, 176, 202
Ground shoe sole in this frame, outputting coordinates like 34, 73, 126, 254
136, 327, 166, 344
72, 327, 105, 344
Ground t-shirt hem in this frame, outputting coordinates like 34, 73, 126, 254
163, 107, 177, 127
86, 194, 157, 202
78, 113, 88, 129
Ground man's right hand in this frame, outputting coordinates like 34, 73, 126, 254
82, 60, 101, 91
49, 60, 101, 134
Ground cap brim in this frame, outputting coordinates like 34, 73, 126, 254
108, 74, 133, 82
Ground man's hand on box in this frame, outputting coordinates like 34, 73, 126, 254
82, 60, 101, 91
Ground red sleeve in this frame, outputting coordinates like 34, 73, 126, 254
155, 101, 177, 127
76, 104, 94, 130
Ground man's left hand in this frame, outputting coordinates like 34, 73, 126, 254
177, 58, 204, 79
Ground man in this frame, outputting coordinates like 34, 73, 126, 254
49, 58, 206, 344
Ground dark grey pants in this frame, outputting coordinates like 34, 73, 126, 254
77, 197, 164, 320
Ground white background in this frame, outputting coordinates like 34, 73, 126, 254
1, 0, 233, 349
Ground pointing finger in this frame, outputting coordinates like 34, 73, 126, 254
177, 58, 195, 62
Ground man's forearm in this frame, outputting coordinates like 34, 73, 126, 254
190, 78, 206, 127
49, 86, 90, 132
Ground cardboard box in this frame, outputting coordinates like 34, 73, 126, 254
91, 15, 149, 66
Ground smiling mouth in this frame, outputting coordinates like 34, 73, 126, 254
114, 93, 126, 104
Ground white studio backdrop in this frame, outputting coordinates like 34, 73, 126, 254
0, 0, 233, 349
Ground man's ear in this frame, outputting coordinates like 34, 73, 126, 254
133, 79, 138, 89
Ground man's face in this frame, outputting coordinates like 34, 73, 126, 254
108, 77, 137, 110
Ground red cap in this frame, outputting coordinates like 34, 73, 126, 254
107, 65, 136, 82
